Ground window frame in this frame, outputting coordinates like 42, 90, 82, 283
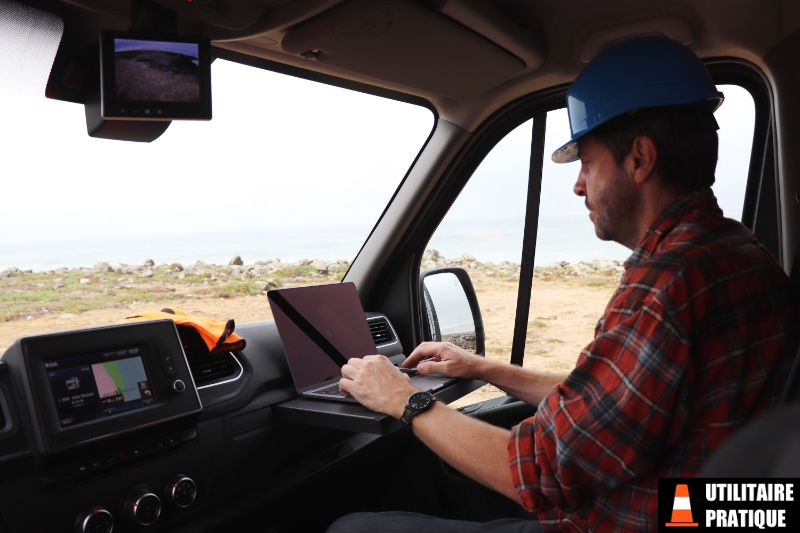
707, 61, 779, 261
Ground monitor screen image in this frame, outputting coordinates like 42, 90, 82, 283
113, 38, 202, 103
45, 346, 156, 428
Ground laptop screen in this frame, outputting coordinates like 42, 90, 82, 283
268, 282, 378, 389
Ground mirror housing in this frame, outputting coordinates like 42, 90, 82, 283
420, 267, 485, 355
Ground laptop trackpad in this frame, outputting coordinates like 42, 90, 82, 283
409, 373, 455, 391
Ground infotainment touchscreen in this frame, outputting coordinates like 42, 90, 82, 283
10, 319, 202, 454
45, 346, 156, 428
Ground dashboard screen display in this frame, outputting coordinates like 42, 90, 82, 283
45, 347, 156, 427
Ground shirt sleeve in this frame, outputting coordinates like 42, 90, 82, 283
508, 289, 691, 513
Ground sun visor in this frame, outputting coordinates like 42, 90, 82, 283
281, 0, 540, 99
0, 0, 63, 97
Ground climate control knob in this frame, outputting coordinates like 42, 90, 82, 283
122, 486, 161, 526
74, 506, 113, 533
165, 474, 197, 508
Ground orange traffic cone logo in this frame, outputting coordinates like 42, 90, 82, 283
666, 484, 698, 527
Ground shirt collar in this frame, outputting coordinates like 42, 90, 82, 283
625, 187, 721, 268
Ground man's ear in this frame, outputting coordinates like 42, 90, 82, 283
626, 135, 658, 184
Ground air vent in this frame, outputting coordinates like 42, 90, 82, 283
176, 324, 241, 388
369, 317, 395, 346
188, 351, 238, 387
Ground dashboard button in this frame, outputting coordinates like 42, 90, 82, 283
165, 474, 197, 508
162, 353, 178, 377
74, 506, 113, 533
122, 487, 161, 526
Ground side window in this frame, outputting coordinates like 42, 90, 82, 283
714, 84, 756, 221
426, 121, 532, 402
429, 84, 754, 407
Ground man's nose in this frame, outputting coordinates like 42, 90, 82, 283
573, 173, 586, 197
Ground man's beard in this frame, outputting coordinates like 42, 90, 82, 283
586, 167, 640, 249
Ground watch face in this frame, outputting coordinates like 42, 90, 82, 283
408, 392, 432, 410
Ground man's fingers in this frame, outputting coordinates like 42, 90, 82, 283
402, 353, 425, 367
418, 359, 450, 375
404, 343, 443, 367
338, 378, 353, 396
341, 362, 355, 379
402, 348, 427, 367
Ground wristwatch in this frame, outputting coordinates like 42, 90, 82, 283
400, 391, 436, 430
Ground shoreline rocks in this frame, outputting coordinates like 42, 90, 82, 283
420, 249, 625, 278
1, 251, 625, 281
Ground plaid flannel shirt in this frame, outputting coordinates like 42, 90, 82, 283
508, 188, 799, 531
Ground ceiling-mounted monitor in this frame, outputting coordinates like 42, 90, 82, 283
99, 31, 212, 121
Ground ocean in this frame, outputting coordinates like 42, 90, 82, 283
0, 217, 630, 272
428, 216, 630, 266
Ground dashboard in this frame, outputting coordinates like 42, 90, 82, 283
0, 312, 474, 532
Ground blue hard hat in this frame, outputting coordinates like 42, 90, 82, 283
552, 36, 724, 163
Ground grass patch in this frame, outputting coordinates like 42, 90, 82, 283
270, 264, 320, 278
211, 281, 263, 299
578, 276, 617, 288
0, 290, 62, 303
0, 264, 345, 322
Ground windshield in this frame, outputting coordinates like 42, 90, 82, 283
0, 58, 433, 347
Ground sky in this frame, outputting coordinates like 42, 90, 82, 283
114, 38, 199, 58
0, 59, 433, 239
0, 19, 755, 270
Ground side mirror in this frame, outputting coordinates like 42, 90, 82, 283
420, 267, 485, 355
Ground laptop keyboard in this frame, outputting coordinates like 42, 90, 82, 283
309, 367, 418, 397
310, 381, 345, 396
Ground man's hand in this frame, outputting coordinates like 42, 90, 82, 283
339, 355, 418, 418
403, 341, 486, 379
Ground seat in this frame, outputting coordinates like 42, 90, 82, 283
700, 265, 800, 476
699, 399, 800, 476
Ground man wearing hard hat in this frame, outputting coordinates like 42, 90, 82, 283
329, 36, 800, 532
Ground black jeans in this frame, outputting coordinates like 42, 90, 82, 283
325, 439, 542, 532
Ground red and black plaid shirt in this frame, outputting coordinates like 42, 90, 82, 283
508, 188, 799, 531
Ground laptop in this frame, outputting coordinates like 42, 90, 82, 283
268, 282, 456, 403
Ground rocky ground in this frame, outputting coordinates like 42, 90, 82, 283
0, 251, 624, 406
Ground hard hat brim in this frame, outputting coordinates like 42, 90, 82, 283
552, 139, 579, 164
